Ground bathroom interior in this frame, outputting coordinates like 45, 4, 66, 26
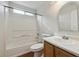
0, 1, 79, 57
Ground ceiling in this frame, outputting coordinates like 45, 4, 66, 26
12, 1, 56, 15
13, 1, 56, 10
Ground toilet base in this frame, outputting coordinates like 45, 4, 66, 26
34, 51, 42, 57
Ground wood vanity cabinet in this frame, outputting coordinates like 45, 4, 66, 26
44, 41, 55, 57
55, 47, 74, 57
44, 41, 76, 57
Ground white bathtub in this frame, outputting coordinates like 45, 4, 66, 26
6, 41, 37, 57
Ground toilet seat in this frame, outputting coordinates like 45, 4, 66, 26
31, 43, 43, 52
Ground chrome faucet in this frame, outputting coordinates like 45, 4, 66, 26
62, 35, 69, 40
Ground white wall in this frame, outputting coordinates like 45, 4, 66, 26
0, 4, 5, 57
37, 15, 55, 34
37, 1, 68, 34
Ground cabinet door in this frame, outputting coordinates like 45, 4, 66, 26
44, 41, 55, 57
55, 47, 75, 57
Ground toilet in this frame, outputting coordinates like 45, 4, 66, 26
30, 43, 43, 57
30, 33, 52, 57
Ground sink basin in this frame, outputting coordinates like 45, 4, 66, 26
46, 36, 79, 46
60, 39, 78, 45
53, 37, 78, 45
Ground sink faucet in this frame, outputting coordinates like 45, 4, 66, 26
62, 35, 69, 40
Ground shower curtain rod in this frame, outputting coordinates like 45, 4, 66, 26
4, 5, 42, 16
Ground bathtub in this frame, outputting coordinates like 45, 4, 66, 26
6, 41, 37, 57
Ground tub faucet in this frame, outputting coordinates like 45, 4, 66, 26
62, 35, 69, 40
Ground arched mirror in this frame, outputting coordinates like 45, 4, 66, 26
58, 2, 79, 32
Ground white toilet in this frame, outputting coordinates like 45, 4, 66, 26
30, 33, 52, 57
31, 43, 43, 57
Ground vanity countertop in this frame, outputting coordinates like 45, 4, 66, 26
43, 36, 79, 56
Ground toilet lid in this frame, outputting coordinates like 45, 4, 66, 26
31, 43, 43, 50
